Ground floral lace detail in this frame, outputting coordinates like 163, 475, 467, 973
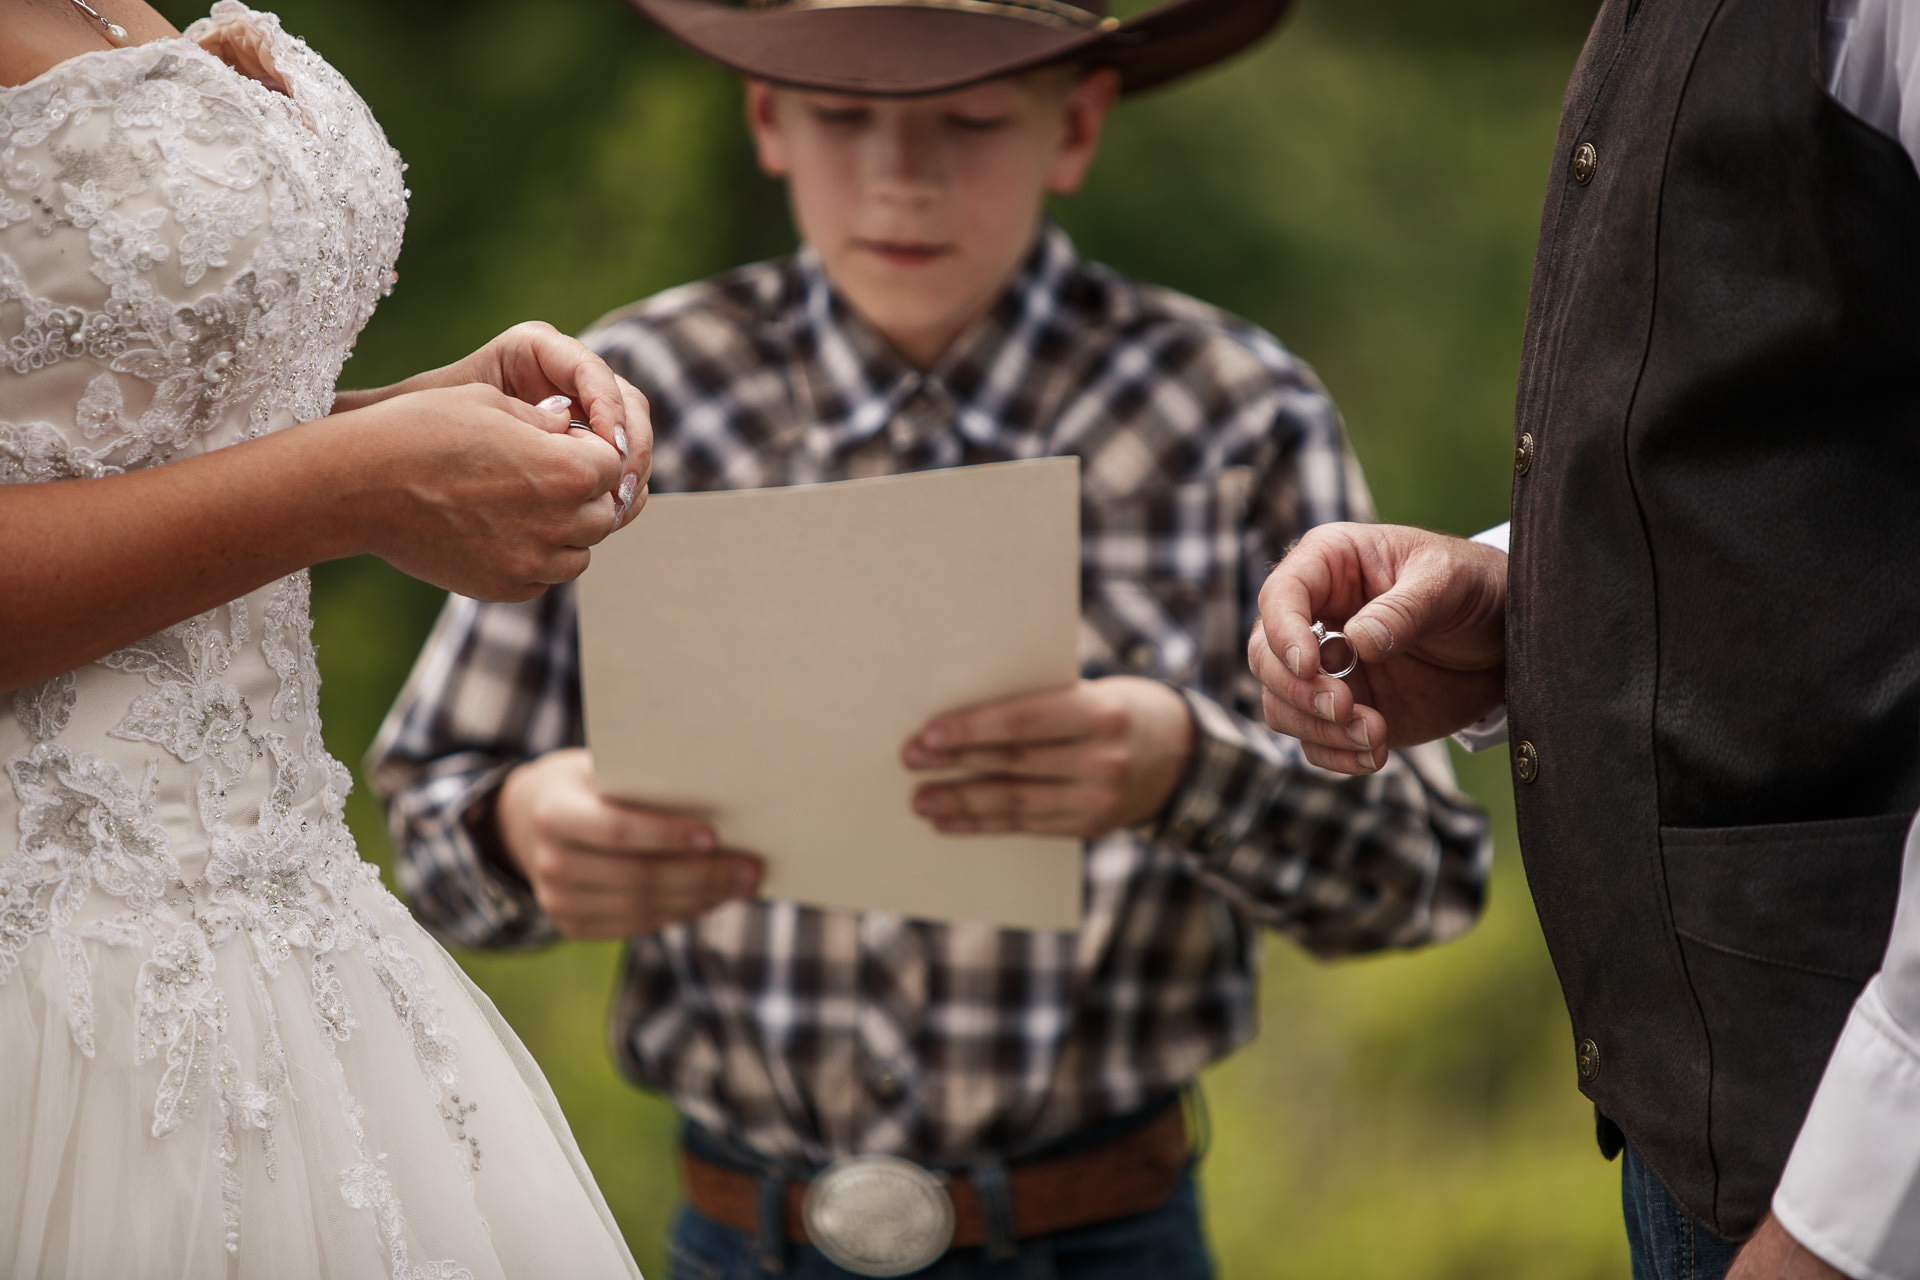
4, 744, 175, 1053
109, 605, 261, 784
0, 2, 406, 464
12, 672, 77, 741
340, 1154, 477, 1280
0, 8, 484, 1273
0, 419, 121, 483
310, 955, 356, 1041
136, 919, 227, 1137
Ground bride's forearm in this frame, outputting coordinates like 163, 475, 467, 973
333, 372, 436, 415
0, 418, 382, 693
2, 383, 629, 694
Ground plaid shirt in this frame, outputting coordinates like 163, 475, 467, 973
368, 224, 1490, 1169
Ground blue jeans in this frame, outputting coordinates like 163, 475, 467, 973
1622, 1145, 1743, 1280
663, 1168, 1212, 1280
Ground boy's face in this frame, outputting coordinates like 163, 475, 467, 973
746, 67, 1121, 368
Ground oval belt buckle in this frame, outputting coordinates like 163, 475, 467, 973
802, 1154, 956, 1277
1309, 620, 1359, 679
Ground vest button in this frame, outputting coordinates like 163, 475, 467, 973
1514, 739, 1539, 783
1570, 141, 1599, 186
1515, 432, 1535, 476
1577, 1038, 1601, 1081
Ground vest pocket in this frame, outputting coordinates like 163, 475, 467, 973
1659, 812, 1907, 983
1657, 812, 1908, 1232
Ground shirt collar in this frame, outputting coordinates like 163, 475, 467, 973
789, 222, 1085, 461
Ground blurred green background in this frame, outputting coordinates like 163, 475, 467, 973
152, 0, 1625, 1273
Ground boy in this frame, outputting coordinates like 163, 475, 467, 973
371, 0, 1490, 1275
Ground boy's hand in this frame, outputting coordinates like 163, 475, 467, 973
496, 748, 762, 938
902, 678, 1194, 839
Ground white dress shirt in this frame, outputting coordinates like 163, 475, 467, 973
1460, 4, 1920, 1272
1768, 11, 1920, 1274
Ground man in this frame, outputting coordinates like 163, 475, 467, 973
369, 0, 1491, 1274
1249, 1, 1920, 1276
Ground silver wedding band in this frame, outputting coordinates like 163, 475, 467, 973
1310, 621, 1358, 680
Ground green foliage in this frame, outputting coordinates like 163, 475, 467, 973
149, 0, 1626, 1272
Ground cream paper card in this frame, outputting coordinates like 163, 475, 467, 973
576, 456, 1082, 931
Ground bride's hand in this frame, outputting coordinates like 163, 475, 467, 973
336, 321, 652, 512
331, 384, 630, 602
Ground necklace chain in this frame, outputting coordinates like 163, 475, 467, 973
68, 0, 129, 43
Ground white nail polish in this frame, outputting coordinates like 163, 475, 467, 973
536, 394, 570, 414
613, 425, 630, 459
618, 473, 638, 515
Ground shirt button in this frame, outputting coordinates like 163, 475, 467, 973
1126, 643, 1157, 672
1514, 432, 1535, 477
1514, 740, 1539, 783
870, 1069, 903, 1101
1577, 1038, 1601, 1081
1570, 141, 1599, 186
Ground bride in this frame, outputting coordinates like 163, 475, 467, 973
1, 1, 648, 1275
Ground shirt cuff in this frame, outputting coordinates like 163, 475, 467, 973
1452, 707, 1510, 753
1444, 522, 1512, 752
391, 759, 558, 949
1773, 977, 1920, 1280
1149, 685, 1288, 861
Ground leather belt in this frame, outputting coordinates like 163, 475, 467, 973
679, 1104, 1190, 1248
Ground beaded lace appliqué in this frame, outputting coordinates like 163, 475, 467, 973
0, 7, 474, 1274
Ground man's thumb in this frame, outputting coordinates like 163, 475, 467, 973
1345, 585, 1432, 664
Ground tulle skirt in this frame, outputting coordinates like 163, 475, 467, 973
0, 878, 641, 1280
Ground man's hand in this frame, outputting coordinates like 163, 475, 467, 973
901, 677, 1194, 839
1249, 523, 1508, 775
1727, 1215, 1849, 1279
495, 748, 762, 938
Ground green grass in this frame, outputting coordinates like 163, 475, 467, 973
206, 0, 1634, 1271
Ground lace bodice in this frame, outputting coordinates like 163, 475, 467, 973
0, 8, 480, 1270
0, 1, 404, 480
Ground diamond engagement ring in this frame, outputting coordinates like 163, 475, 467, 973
1309, 621, 1359, 679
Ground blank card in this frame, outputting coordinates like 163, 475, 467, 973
576, 457, 1083, 931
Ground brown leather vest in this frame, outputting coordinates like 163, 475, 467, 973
1508, 0, 1920, 1238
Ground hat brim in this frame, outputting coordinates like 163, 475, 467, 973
625, 0, 1295, 97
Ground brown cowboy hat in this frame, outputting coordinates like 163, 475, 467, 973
624, 0, 1297, 97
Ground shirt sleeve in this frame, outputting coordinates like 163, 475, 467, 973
1150, 692, 1491, 955
1141, 383, 1492, 958
1826, 0, 1920, 174
1450, 521, 1512, 752
1772, 810, 1920, 1280
364, 587, 584, 949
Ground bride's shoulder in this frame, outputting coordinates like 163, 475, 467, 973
0, 3, 397, 217
0, 5, 355, 136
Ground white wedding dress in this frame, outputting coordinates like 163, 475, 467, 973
0, 6, 642, 1277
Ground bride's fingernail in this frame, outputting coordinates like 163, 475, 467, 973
613, 425, 630, 459
536, 394, 570, 414
618, 473, 638, 515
